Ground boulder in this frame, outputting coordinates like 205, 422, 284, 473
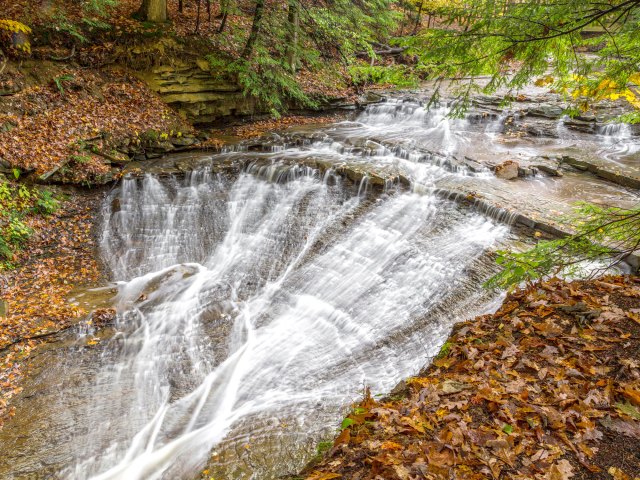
171, 136, 197, 147
495, 160, 519, 180
518, 166, 536, 177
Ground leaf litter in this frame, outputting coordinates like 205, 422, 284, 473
0, 187, 114, 429
306, 276, 640, 480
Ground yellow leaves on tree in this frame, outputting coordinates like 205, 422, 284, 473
570, 75, 640, 111
0, 19, 31, 54
535, 73, 640, 113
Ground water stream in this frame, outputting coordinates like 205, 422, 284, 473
1, 95, 637, 479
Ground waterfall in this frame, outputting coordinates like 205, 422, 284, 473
59, 165, 504, 479
597, 122, 639, 161
0, 98, 524, 480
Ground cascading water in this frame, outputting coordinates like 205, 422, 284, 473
2, 95, 635, 480
597, 122, 640, 161
351, 101, 469, 156
60, 161, 505, 479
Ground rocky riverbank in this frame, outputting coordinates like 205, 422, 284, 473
0, 185, 112, 428
0, 58, 377, 186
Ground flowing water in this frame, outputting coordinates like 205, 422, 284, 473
1, 95, 637, 480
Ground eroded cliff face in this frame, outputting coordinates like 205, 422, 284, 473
134, 61, 260, 125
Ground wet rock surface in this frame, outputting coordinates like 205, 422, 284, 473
494, 160, 519, 180
136, 61, 380, 126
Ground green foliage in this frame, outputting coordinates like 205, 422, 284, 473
35, 189, 59, 215
48, 0, 117, 44
205, 0, 401, 115
306, 0, 401, 57
71, 154, 92, 164
85, 0, 118, 16
615, 401, 640, 420
486, 203, 640, 289
402, 0, 640, 116
6, 216, 32, 244
316, 441, 333, 455
53, 74, 75, 96
0, 234, 11, 260
140, 129, 159, 142
0, 180, 59, 260
435, 341, 452, 359
53, 14, 89, 43
616, 111, 640, 125
81, 17, 113, 31
208, 51, 316, 114
349, 64, 419, 88
340, 417, 355, 429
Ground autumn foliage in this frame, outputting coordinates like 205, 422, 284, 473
0, 189, 108, 428
0, 66, 192, 183
308, 276, 640, 479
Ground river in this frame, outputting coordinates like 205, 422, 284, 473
0, 92, 637, 479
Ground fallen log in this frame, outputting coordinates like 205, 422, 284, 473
355, 46, 408, 58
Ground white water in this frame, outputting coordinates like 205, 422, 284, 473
3, 96, 636, 480
63, 162, 506, 479
597, 122, 640, 162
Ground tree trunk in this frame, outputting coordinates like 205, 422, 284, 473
241, 0, 265, 59
218, 11, 228, 32
217, 0, 229, 33
286, 0, 299, 72
178, 0, 183, 13
137, 0, 167, 22
195, 0, 201, 33
412, 1, 424, 34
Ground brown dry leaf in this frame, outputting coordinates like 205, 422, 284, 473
400, 416, 425, 433
546, 459, 575, 480
333, 427, 350, 447
627, 312, 640, 325
622, 388, 640, 406
393, 464, 411, 479
600, 416, 640, 438
380, 441, 403, 451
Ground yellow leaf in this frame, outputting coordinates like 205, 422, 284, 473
608, 466, 632, 480
380, 441, 403, 450
306, 471, 341, 480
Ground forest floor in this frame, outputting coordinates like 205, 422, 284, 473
0, 186, 115, 429
305, 275, 640, 480
0, 0, 360, 184
0, 61, 194, 183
